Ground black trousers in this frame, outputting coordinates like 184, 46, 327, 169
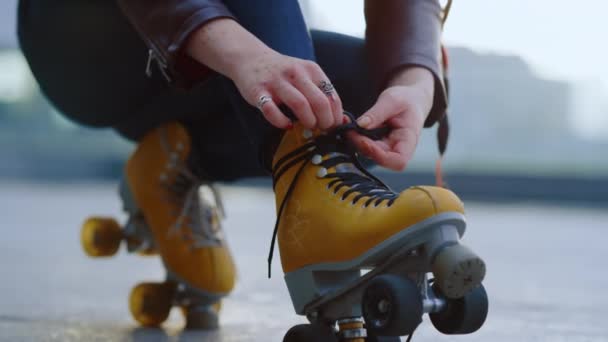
17, 0, 377, 181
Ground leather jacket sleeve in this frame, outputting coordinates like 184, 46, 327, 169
365, 0, 447, 127
116, 0, 235, 85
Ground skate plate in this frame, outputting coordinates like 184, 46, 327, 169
283, 212, 488, 340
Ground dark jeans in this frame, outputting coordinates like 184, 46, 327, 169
17, 0, 376, 181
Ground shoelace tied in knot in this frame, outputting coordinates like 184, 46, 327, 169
268, 112, 397, 278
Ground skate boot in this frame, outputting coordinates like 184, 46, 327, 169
273, 120, 487, 341
81, 122, 236, 329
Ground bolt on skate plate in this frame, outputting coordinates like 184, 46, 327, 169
282, 213, 488, 341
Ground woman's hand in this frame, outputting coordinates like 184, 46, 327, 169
186, 18, 342, 130
230, 51, 343, 130
348, 67, 435, 171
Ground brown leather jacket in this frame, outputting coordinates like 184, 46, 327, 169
117, 0, 447, 126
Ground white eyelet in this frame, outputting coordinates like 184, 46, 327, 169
160, 173, 168, 182
317, 168, 328, 178
302, 130, 313, 139
311, 154, 323, 165
176, 143, 184, 151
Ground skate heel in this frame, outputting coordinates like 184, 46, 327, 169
431, 243, 486, 299
285, 268, 361, 316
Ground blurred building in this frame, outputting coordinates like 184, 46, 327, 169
0, 1, 606, 182
0, 0, 17, 49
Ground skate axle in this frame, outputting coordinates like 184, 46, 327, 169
422, 296, 447, 314
337, 317, 366, 341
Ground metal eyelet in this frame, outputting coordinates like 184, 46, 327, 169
303, 130, 313, 139
317, 168, 328, 178
311, 154, 323, 165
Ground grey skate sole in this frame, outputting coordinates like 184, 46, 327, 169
284, 212, 486, 320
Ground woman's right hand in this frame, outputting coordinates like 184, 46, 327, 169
228, 50, 343, 130
186, 19, 342, 130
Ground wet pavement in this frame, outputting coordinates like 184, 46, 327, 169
1, 183, 607, 341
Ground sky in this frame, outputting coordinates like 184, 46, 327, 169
306, 0, 608, 138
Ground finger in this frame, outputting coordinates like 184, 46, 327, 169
293, 77, 333, 130
357, 93, 404, 129
346, 132, 389, 157
273, 82, 316, 129
368, 142, 408, 171
383, 126, 419, 170
347, 130, 408, 170
257, 95, 292, 129
302, 61, 344, 128
328, 91, 344, 128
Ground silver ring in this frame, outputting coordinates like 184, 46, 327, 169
318, 80, 335, 96
257, 95, 272, 110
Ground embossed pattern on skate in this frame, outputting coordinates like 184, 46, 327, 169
0, 183, 607, 341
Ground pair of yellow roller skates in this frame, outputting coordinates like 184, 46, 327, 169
79, 121, 489, 342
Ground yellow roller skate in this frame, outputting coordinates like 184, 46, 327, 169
272, 119, 487, 341
81, 122, 236, 329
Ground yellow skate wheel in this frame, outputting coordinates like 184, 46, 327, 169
81, 217, 122, 257
129, 282, 175, 327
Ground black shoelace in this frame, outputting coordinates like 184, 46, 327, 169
267, 112, 397, 278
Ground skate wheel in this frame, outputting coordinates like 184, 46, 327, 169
362, 274, 422, 337
366, 334, 401, 342
283, 324, 337, 342
181, 301, 221, 330
430, 283, 488, 334
432, 244, 486, 299
129, 282, 176, 327
81, 217, 122, 257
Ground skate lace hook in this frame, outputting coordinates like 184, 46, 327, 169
267, 112, 391, 278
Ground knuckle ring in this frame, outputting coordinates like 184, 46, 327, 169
257, 95, 272, 110
318, 80, 335, 96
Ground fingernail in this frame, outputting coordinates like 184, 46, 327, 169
357, 116, 371, 128
285, 122, 294, 130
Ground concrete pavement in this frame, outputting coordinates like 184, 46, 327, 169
1, 183, 607, 341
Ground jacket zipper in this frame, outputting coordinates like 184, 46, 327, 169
114, 3, 174, 83
146, 47, 172, 83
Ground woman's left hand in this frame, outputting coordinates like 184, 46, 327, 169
347, 67, 434, 171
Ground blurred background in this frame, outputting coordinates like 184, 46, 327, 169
1, 1, 608, 341
1, 0, 607, 204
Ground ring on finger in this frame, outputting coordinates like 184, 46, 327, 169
256, 95, 273, 111
318, 80, 335, 96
